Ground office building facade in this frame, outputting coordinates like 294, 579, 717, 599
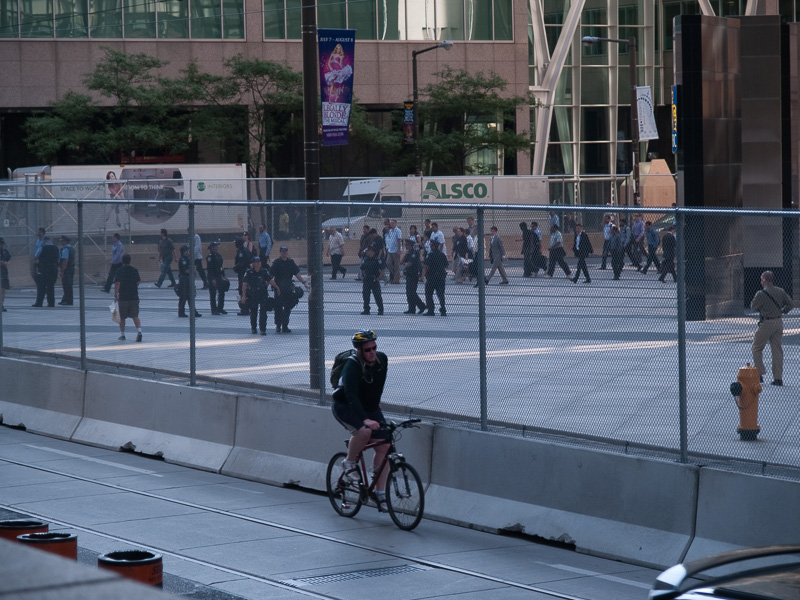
0, 0, 794, 178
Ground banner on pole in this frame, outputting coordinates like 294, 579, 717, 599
319, 29, 355, 147
403, 102, 415, 145
636, 86, 659, 141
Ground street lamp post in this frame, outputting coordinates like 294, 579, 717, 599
581, 35, 639, 206
412, 40, 453, 176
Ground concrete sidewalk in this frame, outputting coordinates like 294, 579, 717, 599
0, 425, 661, 600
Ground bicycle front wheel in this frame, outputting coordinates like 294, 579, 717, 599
386, 462, 424, 530
326, 452, 363, 518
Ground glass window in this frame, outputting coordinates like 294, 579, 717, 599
406, 0, 434, 40
222, 0, 242, 37
349, 0, 375, 39
0, 0, 19, 37
264, 0, 284, 38
125, 0, 155, 38
159, 0, 188, 38
55, 0, 87, 36
494, 0, 511, 39
90, 0, 121, 37
286, 0, 300, 38
581, 106, 608, 141
580, 66, 608, 105
378, 0, 404, 39
318, 0, 344, 28
21, 0, 53, 37
550, 107, 572, 142
465, 0, 491, 40
580, 142, 610, 175
437, 0, 463, 39
191, 0, 221, 37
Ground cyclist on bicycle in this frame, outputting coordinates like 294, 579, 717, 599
332, 330, 390, 506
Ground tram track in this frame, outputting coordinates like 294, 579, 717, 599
1, 453, 592, 600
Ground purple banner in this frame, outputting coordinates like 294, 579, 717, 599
319, 29, 355, 147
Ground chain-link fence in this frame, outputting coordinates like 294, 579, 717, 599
1, 186, 797, 479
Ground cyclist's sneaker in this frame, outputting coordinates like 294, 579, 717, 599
341, 460, 360, 482
373, 490, 388, 512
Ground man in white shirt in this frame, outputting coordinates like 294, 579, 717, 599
384, 219, 403, 284
326, 226, 347, 279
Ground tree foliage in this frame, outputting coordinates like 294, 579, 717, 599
417, 66, 534, 175
25, 47, 194, 164
181, 55, 303, 178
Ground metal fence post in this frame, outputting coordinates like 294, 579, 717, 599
78, 202, 86, 370
676, 209, 688, 463
477, 207, 487, 431
188, 203, 197, 386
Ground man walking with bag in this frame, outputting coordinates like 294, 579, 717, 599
751, 270, 792, 386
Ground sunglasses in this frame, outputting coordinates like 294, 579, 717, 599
361, 345, 377, 353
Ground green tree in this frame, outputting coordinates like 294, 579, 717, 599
25, 47, 194, 164
417, 66, 535, 175
180, 55, 303, 179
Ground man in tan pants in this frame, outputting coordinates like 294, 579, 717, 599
751, 270, 793, 386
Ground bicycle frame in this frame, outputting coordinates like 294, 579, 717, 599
346, 436, 398, 495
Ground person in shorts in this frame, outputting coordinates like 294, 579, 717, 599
114, 254, 143, 342
332, 330, 389, 506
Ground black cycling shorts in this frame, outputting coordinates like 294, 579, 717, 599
332, 403, 389, 440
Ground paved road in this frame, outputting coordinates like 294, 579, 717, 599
1, 257, 799, 470
0, 425, 661, 600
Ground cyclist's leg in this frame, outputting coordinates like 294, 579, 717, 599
332, 402, 373, 462
366, 408, 390, 492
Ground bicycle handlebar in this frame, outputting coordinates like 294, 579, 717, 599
381, 418, 421, 432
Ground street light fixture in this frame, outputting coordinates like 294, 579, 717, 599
581, 35, 640, 206
412, 40, 454, 176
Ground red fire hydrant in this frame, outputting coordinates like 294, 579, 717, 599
730, 363, 762, 440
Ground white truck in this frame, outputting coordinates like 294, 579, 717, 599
7, 163, 249, 236
322, 176, 551, 238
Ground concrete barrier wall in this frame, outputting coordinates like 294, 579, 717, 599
425, 427, 698, 567
0, 358, 85, 440
3, 356, 798, 569
72, 372, 237, 472
684, 467, 800, 562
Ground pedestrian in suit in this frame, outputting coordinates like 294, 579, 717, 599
571, 223, 593, 283
641, 221, 661, 275
547, 225, 571, 278
520, 222, 534, 277
609, 225, 625, 279
484, 226, 509, 285
598, 215, 612, 270
422, 239, 448, 315
659, 225, 677, 282
751, 270, 793, 386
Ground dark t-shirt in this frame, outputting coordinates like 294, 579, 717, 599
271, 257, 299, 288
114, 265, 141, 301
424, 249, 448, 282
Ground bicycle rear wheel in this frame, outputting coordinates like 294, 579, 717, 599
386, 462, 424, 530
326, 452, 363, 518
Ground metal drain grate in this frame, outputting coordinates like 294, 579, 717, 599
279, 564, 431, 587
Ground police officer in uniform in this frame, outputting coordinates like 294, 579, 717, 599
58, 235, 75, 305
178, 244, 202, 318
206, 241, 228, 315
241, 256, 279, 335
234, 237, 253, 316
271, 245, 308, 333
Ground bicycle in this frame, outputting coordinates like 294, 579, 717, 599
326, 418, 424, 531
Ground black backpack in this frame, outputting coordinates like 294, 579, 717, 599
330, 349, 358, 389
